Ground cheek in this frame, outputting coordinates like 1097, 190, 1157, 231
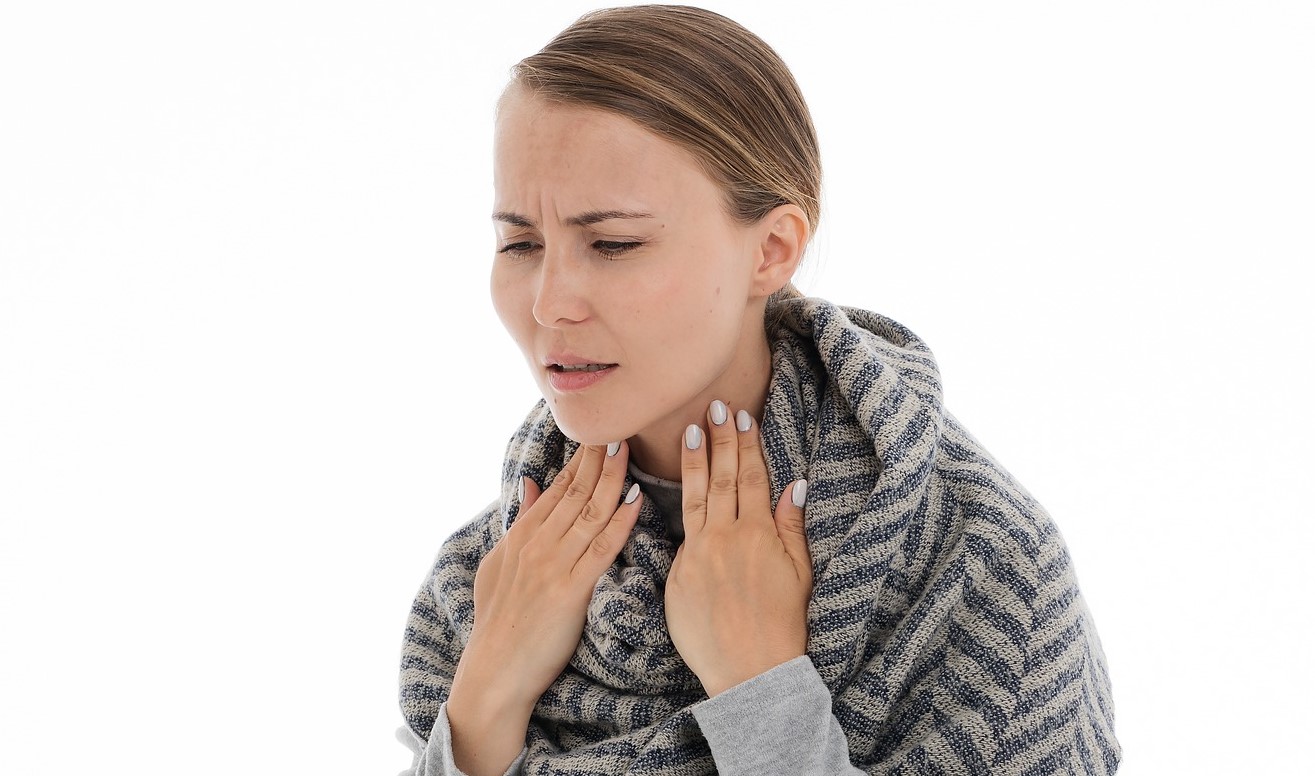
667, 249, 747, 319
635, 262, 742, 353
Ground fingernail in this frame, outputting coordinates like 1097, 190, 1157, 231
517, 477, 525, 502
735, 409, 752, 432
710, 400, 728, 426
624, 482, 640, 504
607, 441, 621, 457
685, 424, 702, 450
791, 480, 808, 508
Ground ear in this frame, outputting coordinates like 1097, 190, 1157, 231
749, 204, 810, 298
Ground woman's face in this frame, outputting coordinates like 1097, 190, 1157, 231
490, 87, 774, 449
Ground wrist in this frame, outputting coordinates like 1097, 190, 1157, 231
449, 649, 538, 721
700, 651, 805, 698
455, 629, 545, 703
447, 653, 536, 776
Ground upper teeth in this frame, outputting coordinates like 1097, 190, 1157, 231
559, 364, 610, 372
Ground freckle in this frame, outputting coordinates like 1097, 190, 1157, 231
715, 286, 721, 296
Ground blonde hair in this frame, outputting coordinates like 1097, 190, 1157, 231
512, 5, 820, 302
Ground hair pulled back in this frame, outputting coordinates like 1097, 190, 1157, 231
511, 5, 822, 241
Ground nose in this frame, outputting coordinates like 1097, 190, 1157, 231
531, 245, 592, 328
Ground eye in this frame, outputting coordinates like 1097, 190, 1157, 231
497, 241, 540, 258
593, 240, 642, 260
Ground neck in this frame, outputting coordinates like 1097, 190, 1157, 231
625, 325, 773, 483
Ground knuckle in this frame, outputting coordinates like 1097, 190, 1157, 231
708, 473, 738, 494
739, 441, 765, 460
586, 533, 615, 561
712, 434, 738, 452
577, 499, 604, 525
516, 541, 549, 567
738, 467, 769, 488
564, 478, 593, 501
551, 467, 573, 488
684, 494, 708, 514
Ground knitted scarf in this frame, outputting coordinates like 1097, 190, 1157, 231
400, 297, 1119, 774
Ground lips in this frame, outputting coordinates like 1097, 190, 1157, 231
550, 362, 617, 373
543, 352, 619, 392
542, 351, 618, 371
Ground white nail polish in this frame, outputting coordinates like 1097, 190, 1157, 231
517, 477, 525, 502
685, 424, 702, 450
735, 410, 752, 432
791, 480, 808, 508
607, 441, 621, 457
624, 482, 640, 504
710, 400, 728, 426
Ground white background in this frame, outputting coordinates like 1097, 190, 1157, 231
2, 1, 1311, 773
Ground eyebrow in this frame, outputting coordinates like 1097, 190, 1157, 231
492, 209, 655, 228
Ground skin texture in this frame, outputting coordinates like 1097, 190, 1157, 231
668, 401, 813, 698
448, 443, 643, 775
447, 87, 813, 775
489, 85, 803, 483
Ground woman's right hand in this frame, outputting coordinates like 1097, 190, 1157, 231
446, 441, 642, 776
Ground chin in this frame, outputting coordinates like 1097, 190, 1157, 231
545, 405, 625, 446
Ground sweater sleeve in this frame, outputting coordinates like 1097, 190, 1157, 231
396, 703, 528, 776
692, 656, 865, 775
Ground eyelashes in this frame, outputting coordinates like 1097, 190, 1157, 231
594, 240, 642, 259
497, 240, 643, 260
496, 242, 537, 257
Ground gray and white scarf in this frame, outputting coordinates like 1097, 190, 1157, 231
400, 297, 1119, 774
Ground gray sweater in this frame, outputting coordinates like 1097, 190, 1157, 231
399, 299, 1119, 773
397, 466, 862, 774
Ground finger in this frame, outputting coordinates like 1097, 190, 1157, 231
517, 444, 588, 530
733, 409, 773, 527
560, 440, 632, 553
504, 476, 544, 538
775, 479, 813, 576
680, 422, 709, 536
572, 480, 643, 580
704, 399, 740, 527
520, 476, 542, 512
541, 443, 608, 537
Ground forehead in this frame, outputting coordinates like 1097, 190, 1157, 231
493, 87, 718, 207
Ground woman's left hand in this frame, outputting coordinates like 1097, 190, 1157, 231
665, 400, 813, 698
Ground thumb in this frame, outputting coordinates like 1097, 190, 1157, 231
519, 476, 543, 512
774, 480, 812, 574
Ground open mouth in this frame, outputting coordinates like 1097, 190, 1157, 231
550, 363, 618, 373
546, 360, 620, 392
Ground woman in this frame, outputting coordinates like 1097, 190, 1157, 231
399, 5, 1119, 774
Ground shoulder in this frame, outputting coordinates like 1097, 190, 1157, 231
937, 411, 1061, 566
926, 411, 1096, 663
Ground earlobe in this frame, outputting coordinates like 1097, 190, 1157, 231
752, 205, 810, 298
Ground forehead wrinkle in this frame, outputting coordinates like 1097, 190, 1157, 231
493, 208, 657, 230
492, 211, 536, 229
494, 94, 712, 235
565, 209, 655, 227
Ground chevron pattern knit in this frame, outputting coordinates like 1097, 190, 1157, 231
400, 297, 1120, 774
